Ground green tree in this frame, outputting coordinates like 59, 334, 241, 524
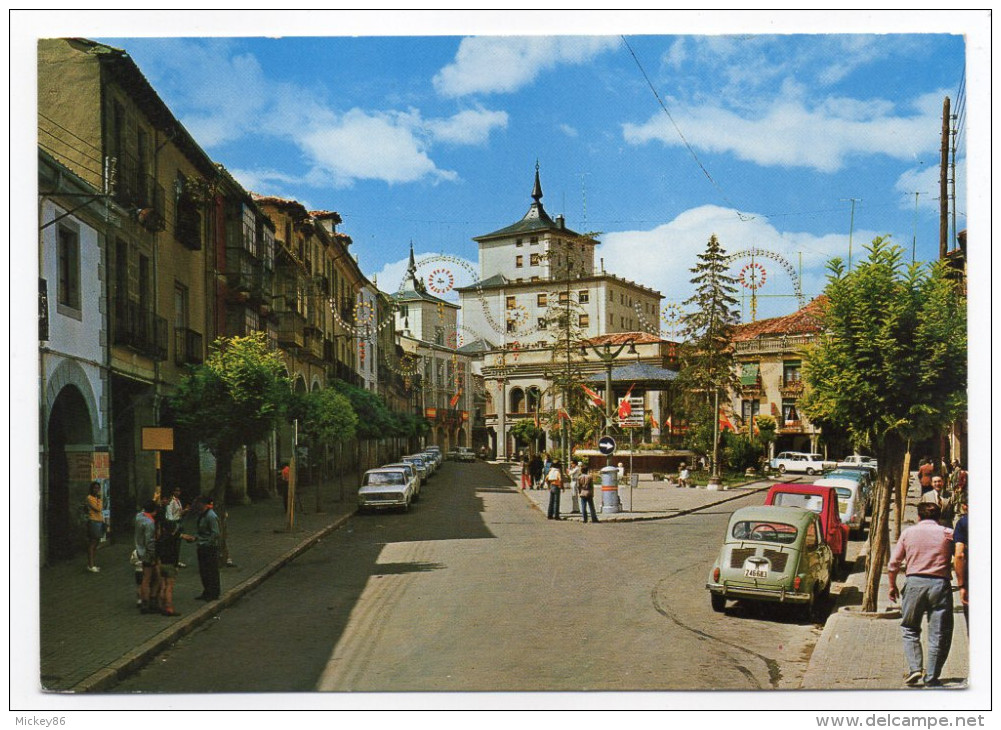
677, 234, 741, 479
800, 237, 966, 611
290, 387, 358, 509
169, 333, 290, 554
509, 418, 545, 453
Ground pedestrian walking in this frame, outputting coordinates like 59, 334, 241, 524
952, 505, 968, 634
84, 481, 106, 573
887, 501, 955, 687
134, 500, 159, 614
546, 459, 564, 520
529, 452, 543, 490
520, 453, 531, 490
577, 468, 599, 524
920, 475, 953, 526
186, 495, 221, 601
568, 460, 582, 513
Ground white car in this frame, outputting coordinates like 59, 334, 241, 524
449, 446, 476, 462
381, 463, 421, 500
769, 452, 836, 476
837, 455, 878, 470
814, 477, 867, 538
357, 468, 416, 513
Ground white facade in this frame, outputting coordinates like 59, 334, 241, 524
357, 282, 379, 391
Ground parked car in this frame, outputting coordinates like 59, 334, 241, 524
824, 467, 875, 511
422, 447, 442, 468
358, 468, 416, 513
425, 445, 443, 463
838, 454, 878, 470
420, 450, 440, 473
769, 452, 836, 476
401, 455, 429, 484
381, 463, 421, 500
813, 477, 867, 538
706, 505, 833, 620
764, 484, 849, 574
449, 446, 476, 462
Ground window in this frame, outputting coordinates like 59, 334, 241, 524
805, 520, 818, 549
515, 255, 524, 268
530, 253, 540, 266
506, 296, 516, 309
57, 225, 81, 311
537, 293, 548, 307
173, 283, 189, 329
558, 291, 569, 304
579, 314, 590, 328
782, 399, 800, 424
783, 360, 802, 385
174, 175, 202, 250
398, 304, 409, 318
516, 238, 523, 247
530, 236, 538, 245
741, 399, 760, 424
608, 290, 613, 302
620, 293, 624, 304
578, 290, 589, 303
530, 276, 540, 282
516, 277, 523, 283
537, 317, 547, 329
506, 320, 517, 333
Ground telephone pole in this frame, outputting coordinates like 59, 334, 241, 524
841, 198, 861, 270
939, 96, 950, 260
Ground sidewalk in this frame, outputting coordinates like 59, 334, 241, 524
801, 474, 969, 690
40, 471, 361, 693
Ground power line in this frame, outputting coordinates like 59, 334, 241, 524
619, 35, 752, 222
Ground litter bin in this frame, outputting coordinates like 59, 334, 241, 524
600, 465, 621, 514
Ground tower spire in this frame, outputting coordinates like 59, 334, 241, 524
531, 159, 543, 203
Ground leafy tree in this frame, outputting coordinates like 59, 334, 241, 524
721, 431, 762, 472
330, 379, 393, 440
290, 387, 358, 509
800, 237, 966, 611
677, 234, 741, 477
169, 333, 290, 555
509, 418, 545, 453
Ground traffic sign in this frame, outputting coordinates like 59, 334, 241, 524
598, 436, 616, 456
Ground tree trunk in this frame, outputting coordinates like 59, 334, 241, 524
861, 437, 906, 611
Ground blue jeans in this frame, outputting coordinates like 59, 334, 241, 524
580, 495, 598, 522
547, 488, 561, 519
900, 575, 954, 680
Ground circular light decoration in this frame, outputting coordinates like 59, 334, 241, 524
739, 262, 767, 290
446, 329, 464, 349
633, 301, 659, 335
427, 268, 455, 295
353, 300, 376, 325
506, 304, 529, 327
660, 302, 684, 338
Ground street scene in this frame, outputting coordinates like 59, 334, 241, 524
19, 10, 986, 717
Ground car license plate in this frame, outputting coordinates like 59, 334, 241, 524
744, 568, 768, 579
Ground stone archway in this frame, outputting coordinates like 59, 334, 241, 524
46, 384, 94, 561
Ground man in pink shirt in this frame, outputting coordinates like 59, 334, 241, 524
888, 502, 955, 687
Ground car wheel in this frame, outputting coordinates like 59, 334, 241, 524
778, 464, 786, 474
710, 594, 726, 613
806, 467, 815, 476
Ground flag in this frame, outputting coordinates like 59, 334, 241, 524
449, 388, 462, 408
663, 415, 673, 432
558, 408, 572, 423
581, 384, 604, 407
719, 409, 736, 432
617, 383, 636, 421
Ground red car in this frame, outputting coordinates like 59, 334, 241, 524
764, 484, 849, 574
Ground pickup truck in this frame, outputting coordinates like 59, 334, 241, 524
769, 451, 836, 476
837, 455, 878, 470
764, 484, 849, 576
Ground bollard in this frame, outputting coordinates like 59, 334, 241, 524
600, 465, 622, 514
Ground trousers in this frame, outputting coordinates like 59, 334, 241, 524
197, 545, 221, 600
900, 575, 954, 680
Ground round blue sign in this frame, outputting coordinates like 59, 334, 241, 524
598, 436, 616, 455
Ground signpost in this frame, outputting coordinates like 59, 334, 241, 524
141, 427, 174, 501
598, 436, 616, 456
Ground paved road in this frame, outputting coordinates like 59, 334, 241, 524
110, 461, 834, 693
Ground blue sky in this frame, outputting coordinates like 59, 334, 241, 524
24, 11, 979, 329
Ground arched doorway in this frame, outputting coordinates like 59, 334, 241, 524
46, 385, 94, 561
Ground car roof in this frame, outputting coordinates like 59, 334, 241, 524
814, 478, 859, 490
728, 505, 818, 526
826, 470, 865, 480
382, 463, 413, 470
366, 468, 404, 473
767, 484, 837, 497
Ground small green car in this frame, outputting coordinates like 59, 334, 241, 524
706, 505, 833, 620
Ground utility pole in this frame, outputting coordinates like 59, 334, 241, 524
940, 96, 950, 260
841, 198, 860, 270
910, 192, 927, 265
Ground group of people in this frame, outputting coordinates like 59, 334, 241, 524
132, 488, 221, 617
518, 452, 599, 523
888, 459, 969, 688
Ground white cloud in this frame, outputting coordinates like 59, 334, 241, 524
425, 107, 509, 145
433, 36, 619, 97
622, 97, 939, 173
598, 205, 868, 322
559, 123, 579, 138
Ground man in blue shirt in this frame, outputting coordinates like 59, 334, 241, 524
186, 495, 221, 601
952, 506, 968, 634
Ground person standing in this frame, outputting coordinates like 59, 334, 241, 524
134, 500, 159, 614
546, 459, 564, 520
568, 460, 582, 514
84, 481, 106, 573
887, 501, 955, 687
529, 452, 543, 490
918, 457, 935, 494
952, 505, 968, 634
520, 453, 531, 490
577, 468, 599, 524
164, 486, 188, 567
542, 453, 552, 490
186, 495, 221, 601
155, 512, 183, 617
920, 475, 953, 526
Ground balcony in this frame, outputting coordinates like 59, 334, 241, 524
112, 152, 165, 232
112, 296, 167, 361
734, 334, 815, 355
779, 380, 805, 398
275, 310, 305, 349
174, 327, 204, 366
303, 331, 324, 361
314, 274, 331, 295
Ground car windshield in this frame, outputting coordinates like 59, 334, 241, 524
364, 473, 404, 486
771, 493, 824, 512
731, 520, 799, 544
835, 487, 852, 499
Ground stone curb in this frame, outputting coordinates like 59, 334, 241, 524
67, 510, 356, 693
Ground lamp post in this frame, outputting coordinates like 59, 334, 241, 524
581, 337, 638, 466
